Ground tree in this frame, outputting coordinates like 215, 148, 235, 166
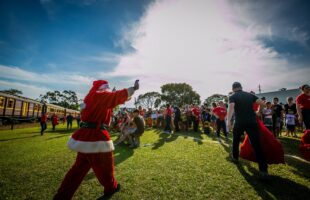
1, 88, 23, 96
204, 94, 228, 105
39, 90, 79, 110
39, 91, 61, 104
135, 92, 161, 109
59, 90, 79, 110
160, 83, 200, 107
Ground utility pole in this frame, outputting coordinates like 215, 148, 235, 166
259, 84, 262, 94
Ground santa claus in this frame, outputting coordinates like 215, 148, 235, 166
54, 79, 139, 199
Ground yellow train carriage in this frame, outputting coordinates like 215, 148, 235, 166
0, 92, 80, 126
0, 92, 42, 124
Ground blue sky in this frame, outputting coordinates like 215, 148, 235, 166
0, 0, 310, 104
0, 0, 150, 73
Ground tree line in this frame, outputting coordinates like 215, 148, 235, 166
0, 88, 80, 111
1, 83, 229, 110
134, 83, 227, 109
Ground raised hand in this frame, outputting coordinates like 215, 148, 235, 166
134, 79, 139, 90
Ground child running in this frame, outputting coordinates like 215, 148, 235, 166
213, 101, 228, 141
284, 97, 297, 137
263, 102, 273, 132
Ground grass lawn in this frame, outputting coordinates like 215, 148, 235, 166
0, 124, 309, 200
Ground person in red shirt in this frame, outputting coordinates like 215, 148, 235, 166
296, 84, 310, 129
40, 113, 47, 136
164, 104, 173, 133
191, 104, 200, 132
54, 79, 139, 199
51, 113, 59, 131
210, 102, 217, 133
213, 101, 228, 140
138, 106, 144, 117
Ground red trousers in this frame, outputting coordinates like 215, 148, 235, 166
54, 152, 118, 200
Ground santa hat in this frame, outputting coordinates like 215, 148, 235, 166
93, 80, 109, 91
84, 80, 110, 104
69, 79, 115, 153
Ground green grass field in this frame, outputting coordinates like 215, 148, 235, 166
0, 124, 309, 200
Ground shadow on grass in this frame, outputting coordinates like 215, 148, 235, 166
277, 137, 310, 180
237, 162, 310, 200
278, 136, 301, 156
284, 156, 310, 180
45, 128, 77, 134
152, 130, 179, 150
184, 130, 204, 145
0, 127, 75, 141
151, 128, 207, 149
84, 146, 134, 182
46, 135, 70, 140
0, 134, 41, 141
219, 136, 310, 200
114, 145, 134, 166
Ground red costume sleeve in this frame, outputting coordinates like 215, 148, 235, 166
213, 107, 218, 115
95, 89, 129, 109
240, 117, 285, 164
299, 130, 310, 161
253, 103, 259, 112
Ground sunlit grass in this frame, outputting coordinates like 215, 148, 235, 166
0, 124, 309, 199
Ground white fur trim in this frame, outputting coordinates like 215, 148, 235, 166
98, 84, 110, 90
127, 87, 135, 98
80, 103, 86, 109
67, 137, 114, 153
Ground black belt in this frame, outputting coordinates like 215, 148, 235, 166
79, 122, 108, 130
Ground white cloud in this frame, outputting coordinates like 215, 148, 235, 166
109, 0, 310, 102
0, 65, 95, 100
86, 52, 121, 64
0, 65, 94, 86
0, 65, 139, 107
0, 80, 50, 100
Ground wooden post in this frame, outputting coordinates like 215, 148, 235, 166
20, 100, 23, 116
11, 99, 16, 130
11, 119, 14, 130
32, 103, 35, 118
27, 102, 30, 117
3, 97, 7, 116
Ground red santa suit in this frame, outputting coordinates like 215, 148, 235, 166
240, 103, 285, 164
52, 115, 58, 125
300, 130, 310, 161
54, 80, 135, 200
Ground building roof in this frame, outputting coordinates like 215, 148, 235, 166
256, 88, 301, 104
0, 91, 41, 104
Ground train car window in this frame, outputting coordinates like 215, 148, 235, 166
7, 99, 14, 108
50, 108, 55, 112
0, 97, 4, 108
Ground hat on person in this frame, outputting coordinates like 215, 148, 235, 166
84, 80, 110, 104
300, 84, 310, 90
232, 82, 242, 90
94, 80, 110, 90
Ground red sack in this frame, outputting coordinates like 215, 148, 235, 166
240, 118, 285, 164
299, 130, 310, 161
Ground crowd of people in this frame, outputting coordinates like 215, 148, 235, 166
113, 109, 145, 148
51, 79, 310, 199
111, 84, 310, 143
39, 113, 80, 135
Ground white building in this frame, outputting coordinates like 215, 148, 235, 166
256, 88, 301, 104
